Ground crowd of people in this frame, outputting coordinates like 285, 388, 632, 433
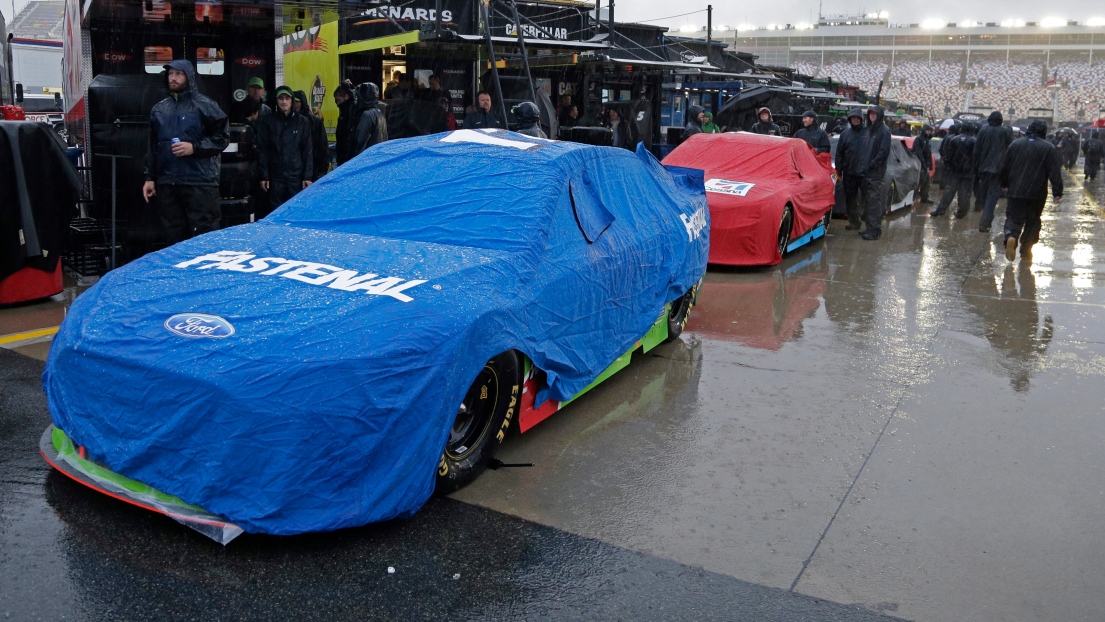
140, 59, 557, 246
796, 54, 1105, 123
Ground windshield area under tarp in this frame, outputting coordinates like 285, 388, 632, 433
267, 130, 573, 254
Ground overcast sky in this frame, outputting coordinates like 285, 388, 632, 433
2, 0, 1102, 33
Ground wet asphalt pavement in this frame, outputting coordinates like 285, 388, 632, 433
3, 168, 1105, 621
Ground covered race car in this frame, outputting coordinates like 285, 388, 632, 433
662, 132, 835, 266
40, 129, 709, 543
829, 134, 924, 215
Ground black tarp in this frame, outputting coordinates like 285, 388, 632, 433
0, 121, 82, 281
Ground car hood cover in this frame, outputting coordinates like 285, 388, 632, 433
43, 132, 709, 536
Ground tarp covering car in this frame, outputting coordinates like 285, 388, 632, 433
662, 132, 834, 266
42, 130, 709, 536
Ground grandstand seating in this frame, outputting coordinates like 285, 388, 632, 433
805, 54, 1105, 122
10, 0, 65, 40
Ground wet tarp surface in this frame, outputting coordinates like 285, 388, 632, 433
43, 130, 709, 535
662, 132, 834, 266
0, 121, 81, 281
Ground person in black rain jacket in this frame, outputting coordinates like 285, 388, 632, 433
1000, 119, 1063, 261
973, 111, 1014, 230
334, 82, 359, 165
749, 107, 780, 136
857, 105, 892, 239
911, 124, 934, 204
294, 90, 329, 181
931, 124, 976, 218
794, 110, 830, 153
142, 59, 229, 243
684, 105, 706, 139
1081, 131, 1103, 181
257, 85, 313, 212
354, 82, 388, 151
836, 108, 868, 230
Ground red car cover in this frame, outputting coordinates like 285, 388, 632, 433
663, 133, 835, 266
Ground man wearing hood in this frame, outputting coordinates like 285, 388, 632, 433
684, 105, 706, 139
334, 81, 359, 166
973, 111, 1014, 231
794, 110, 830, 153
354, 82, 387, 148
333, 81, 386, 166
893, 120, 912, 137
835, 108, 868, 230
142, 60, 229, 243
749, 107, 780, 136
1082, 131, 1103, 181
856, 105, 892, 239
911, 124, 934, 204
294, 90, 329, 181
513, 102, 547, 139
256, 86, 313, 213
702, 111, 721, 133
1000, 119, 1063, 261
931, 123, 976, 218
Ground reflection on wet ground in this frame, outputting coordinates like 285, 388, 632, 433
3, 170, 1105, 621
458, 169, 1105, 621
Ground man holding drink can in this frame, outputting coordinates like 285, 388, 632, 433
142, 59, 229, 243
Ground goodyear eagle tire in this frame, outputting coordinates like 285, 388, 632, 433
436, 351, 521, 494
666, 280, 701, 342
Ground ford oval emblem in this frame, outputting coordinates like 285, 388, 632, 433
164, 314, 235, 339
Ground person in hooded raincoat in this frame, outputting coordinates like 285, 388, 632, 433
893, 120, 912, 137
1081, 131, 1103, 181
1000, 119, 1063, 261
684, 105, 706, 139
856, 105, 892, 239
513, 102, 547, 139
333, 82, 359, 166
294, 90, 329, 181
256, 85, 313, 213
749, 107, 780, 136
931, 123, 976, 218
911, 124, 934, 204
793, 110, 830, 153
701, 111, 721, 133
1060, 130, 1080, 169
141, 59, 229, 243
973, 111, 1014, 231
835, 108, 868, 230
334, 81, 387, 166
354, 82, 387, 147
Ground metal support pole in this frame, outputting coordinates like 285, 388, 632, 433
481, 0, 510, 125
607, 0, 614, 42
110, 156, 117, 270
509, 0, 538, 104
706, 5, 712, 62
95, 153, 130, 271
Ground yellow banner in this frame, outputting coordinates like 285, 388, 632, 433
282, 21, 341, 143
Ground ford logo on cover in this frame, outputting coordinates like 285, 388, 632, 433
164, 314, 236, 339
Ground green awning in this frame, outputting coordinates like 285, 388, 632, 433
338, 31, 421, 55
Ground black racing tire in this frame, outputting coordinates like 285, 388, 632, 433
666, 280, 702, 342
436, 351, 522, 494
777, 206, 794, 258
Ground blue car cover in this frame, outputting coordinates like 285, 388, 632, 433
43, 130, 709, 535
